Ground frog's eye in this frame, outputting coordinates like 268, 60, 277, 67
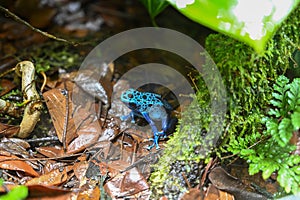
128, 93, 133, 99
142, 95, 147, 99
129, 102, 137, 109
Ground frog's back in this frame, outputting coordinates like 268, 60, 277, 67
134, 90, 165, 112
121, 89, 173, 113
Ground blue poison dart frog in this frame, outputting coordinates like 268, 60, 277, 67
120, 88, 174, 150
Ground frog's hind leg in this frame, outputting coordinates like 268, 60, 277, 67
141, 112, 161, 150
161, 117, 169, 139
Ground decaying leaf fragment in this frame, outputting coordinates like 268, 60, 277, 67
15, 61, 43, 138
208, 167, 268, 200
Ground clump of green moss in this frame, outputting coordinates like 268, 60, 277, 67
19, 41, 83, 73
150, 84, 211, 198
207, 5, 300, 156
150, 5, 300, 198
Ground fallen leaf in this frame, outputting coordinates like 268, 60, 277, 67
76, 186, 100, 200
86, 161, 118, 179
67, 120, 101, 154
105, 167, 149, 198
0, 123, 20, 137
204, 184, 221, 200
43, 81, 77, 145
26, 168, 68, 186
180, 188, 203, 200
208, 167, 268, 200
26, 184, 71, 199
35, 146, 65, 158
73, 160, 89, 185
0, 79, 16, 96
120, 167, 149, 194
0, 155, 39, 177
74, 66, 113, 105
0, 138, 31, 159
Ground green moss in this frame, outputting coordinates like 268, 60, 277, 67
150, 5, 300, 198
150, 80, 211, 198
207, 5, 300, 153
19, 41, 83, 73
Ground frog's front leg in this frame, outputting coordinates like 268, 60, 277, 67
141, 112, 162, 150
120, 111, 136, 123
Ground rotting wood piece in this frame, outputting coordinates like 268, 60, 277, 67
15, 61, 43, 138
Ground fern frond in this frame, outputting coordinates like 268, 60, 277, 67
277, 118, 293, 146
287, 78, 300, 111
269, 75, 290, 117
291, 111, 300, 130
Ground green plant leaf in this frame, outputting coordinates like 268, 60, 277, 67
278, 118, 293, 146
0, 185, 28, 200
139, 0, 169, 20
292, 165, 300, 175
265, 119, 278, 136
277, 167, 292, 193
291, 111, 300, 130
249, 163, 260, 175
287, 78, 300, 110
167, 0, 300, 52
240, 149, 255, 156
267, 108, 280, 118
277, 166, 300, 194
262, 164, 278, 179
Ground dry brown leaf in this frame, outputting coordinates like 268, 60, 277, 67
120, 167, 149, 194
219, 190, 235, 200
43, 83, 77, 145
0, 123, 20, 137
76, 186, 100, 200
0, 155, 39, 176
180, 188, 203, 200
0, 138, 32, 161
67, 120, 101, 154
73, 160, 89, 183
209, 167, 268, 200
26, 184, 72, 200
105, 167, 149, 198
108, 160, 131, 173
26, 168, 68, 186
0, 79, 16, 96
204, 184, 220, 200
35, 146, 65, 158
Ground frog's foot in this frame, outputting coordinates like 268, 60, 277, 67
146, 138, 156, 150
147, 132, 163, 150
146, 143, 155, 150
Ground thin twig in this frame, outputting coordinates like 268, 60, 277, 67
40, 71, 47, 92
0, 67, 16, 79
182, 172, 191, 189
62, 81, 69, 152
25, 136, 59, 143
0, 6, 78, 46
0, 152, 83, 162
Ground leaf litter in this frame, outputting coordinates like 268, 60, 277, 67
0, 1, 282, 199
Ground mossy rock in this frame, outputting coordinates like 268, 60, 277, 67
150, 5, 300, 199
